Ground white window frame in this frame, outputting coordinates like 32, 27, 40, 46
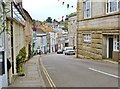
113, 35, 119, 51
106, 0, 119, 14
83, 34, 91, 42
84, 0, 91, 18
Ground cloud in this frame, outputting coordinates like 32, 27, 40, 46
22, 0, 77, 21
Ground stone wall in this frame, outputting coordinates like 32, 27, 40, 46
77, 10, 119, 60
78, 15, 119, 30
77, 30, 103, 60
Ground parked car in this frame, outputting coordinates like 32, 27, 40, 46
57, 49, 63, 54
64, 47, 75, 55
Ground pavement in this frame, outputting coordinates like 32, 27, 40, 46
8, 55, 46, 87
103, 60, 118, 64
73, 54, 118, 64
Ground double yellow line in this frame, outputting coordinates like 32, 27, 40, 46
39, 56, 57, 89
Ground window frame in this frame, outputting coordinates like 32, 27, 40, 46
113, 35, 119, 51
83, 34, 91, 42
106, 0, 119, 14
84, 0, 91, 19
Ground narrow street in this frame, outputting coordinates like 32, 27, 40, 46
41, 53, 118, 87
0, 0, 120, 89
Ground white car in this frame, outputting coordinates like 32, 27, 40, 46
64, 47, 75, 55
57, 49, 63, 54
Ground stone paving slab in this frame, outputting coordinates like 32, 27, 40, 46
8, 55, 46, 87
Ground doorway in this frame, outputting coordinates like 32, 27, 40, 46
108, 38, 113, 59
65, 43, 69, 47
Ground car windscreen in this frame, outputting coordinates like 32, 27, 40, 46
66, 48, 73, 50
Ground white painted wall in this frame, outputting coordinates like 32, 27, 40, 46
0, 7, 3, 89
50, 32, 55, 53
0, 49, 8, 89
0, 76, 2, 89
34, 37, 40, 51
0, 3, 8, 88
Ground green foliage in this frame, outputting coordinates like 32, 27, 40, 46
62, 21, 68, 31
68, 12, 77, 18
16, 47, 26, 73
53, 19, 59, 23
32, 19, 36, 25
57, 21, 60, 24
46, 17, 52, 23
65, 18, 68, 21
62, 27, 66, 30
0, 3, 11, 35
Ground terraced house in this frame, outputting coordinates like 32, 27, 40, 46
68, 15, 77, 49
77, 0, 119, 61
0, 1, 32, 88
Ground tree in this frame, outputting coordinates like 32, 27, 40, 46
53, 19, 59, 23
62, 21, 68, 31
65, 17, 68, 21
32, 19, 36, 25
68, 12, 77, 18
46, 17, 52, 23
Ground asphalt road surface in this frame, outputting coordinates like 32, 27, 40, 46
41, 53, 119, 87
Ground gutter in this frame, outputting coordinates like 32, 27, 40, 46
7, 16, 25, 27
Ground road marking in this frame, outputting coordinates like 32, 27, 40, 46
39, 57, 57, 89
89, 67, 120, 79
42, 64, 56, 88
42, 64, 53, 87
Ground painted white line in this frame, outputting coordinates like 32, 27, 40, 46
89, 67, 120, 79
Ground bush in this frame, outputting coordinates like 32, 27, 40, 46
16, 47, 26, 73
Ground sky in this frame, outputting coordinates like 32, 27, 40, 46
22, 0, 77, 21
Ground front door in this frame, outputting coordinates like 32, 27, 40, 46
109, 38, 113, 59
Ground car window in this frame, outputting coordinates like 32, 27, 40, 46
66, 47, 73, 50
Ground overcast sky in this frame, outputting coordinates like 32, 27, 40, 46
22, 0, 77, 21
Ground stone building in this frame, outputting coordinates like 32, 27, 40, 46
0, 1, 26, 87
77, 0, 119, 61
6, 1, 26, 84
68, 15, 77, 49
0, 1, 33, 87
23, 9, 33, 59
32, 21, 56, 53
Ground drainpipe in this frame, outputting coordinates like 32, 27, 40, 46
118, 3, 120, 89
10, 2, 14, 74
76, 1, 80, 58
